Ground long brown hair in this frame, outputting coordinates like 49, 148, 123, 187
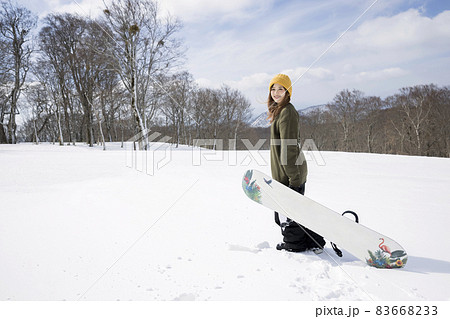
267, 85, 291, 123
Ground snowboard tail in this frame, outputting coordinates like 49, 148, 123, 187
242, 169, 407, 269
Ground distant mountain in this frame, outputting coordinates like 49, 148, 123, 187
299, 104, 328, 115
249, 104, 328, 128
249, 112, 270, 128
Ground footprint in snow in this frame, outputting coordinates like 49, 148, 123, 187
173, 293, 196, 301
227, 241, 270, 253
227, 243, 260, 253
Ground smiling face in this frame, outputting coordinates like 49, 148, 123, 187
271, 83, 287, 104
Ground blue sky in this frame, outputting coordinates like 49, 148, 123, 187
16, 0, 450, 116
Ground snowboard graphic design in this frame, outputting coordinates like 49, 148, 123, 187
242, 169, 407, 269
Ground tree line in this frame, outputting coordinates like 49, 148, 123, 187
244, 84, 449, 158
299, 85, 450, 158
0, 0, 252, 149
1, 0, 448, 157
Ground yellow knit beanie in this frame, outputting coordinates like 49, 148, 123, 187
269, 74, 292, 97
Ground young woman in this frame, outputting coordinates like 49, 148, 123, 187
267, 74, 325, 253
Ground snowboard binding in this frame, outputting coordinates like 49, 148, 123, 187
331, 211, 359, 257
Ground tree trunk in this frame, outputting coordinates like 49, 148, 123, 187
56, 104, 64, 145
0, 122, 8, 143
130, 72, 147, 149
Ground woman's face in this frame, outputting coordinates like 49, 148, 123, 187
271, 83, 286, 104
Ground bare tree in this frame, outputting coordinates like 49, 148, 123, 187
432, 86, 450, 157
424, 85, 448, 157
159, 71, 194, 147
390, 85, 436, 156
23, 82, 52, 144
199, 88, 222, 149
0, 0, 37, 143
327, 89, 365, 152
38, 17, 76, 145
0, 32, 11, 143
38, 14, 110, 147
219, 85, 252, 146
96, 66, 124, 143
299, 109, 331, 151
102, 0, 184, 149
32, 59, 66, 145
191, 87, 209, 141
0, 84, 9, 143
360, 96, 383, 153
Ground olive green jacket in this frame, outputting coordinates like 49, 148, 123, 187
270, 103, 307, 187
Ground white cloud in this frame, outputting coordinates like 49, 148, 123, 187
15, 0, 107, 19
161, 0, 273, 23
283, 67, 335, 84
51, 0, 105, 17
334, 9, 450, 63
345, 67, 408, 82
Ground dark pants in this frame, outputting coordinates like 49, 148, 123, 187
274, 183, 326, 250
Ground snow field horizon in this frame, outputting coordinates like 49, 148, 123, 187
126, 140, 325, 177
1, 142, 449, 301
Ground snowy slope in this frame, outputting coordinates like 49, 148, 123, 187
0, 143, 449, 301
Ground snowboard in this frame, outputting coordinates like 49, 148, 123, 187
242, 169, 408, 269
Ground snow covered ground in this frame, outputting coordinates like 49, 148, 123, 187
1, 142, 450, 302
